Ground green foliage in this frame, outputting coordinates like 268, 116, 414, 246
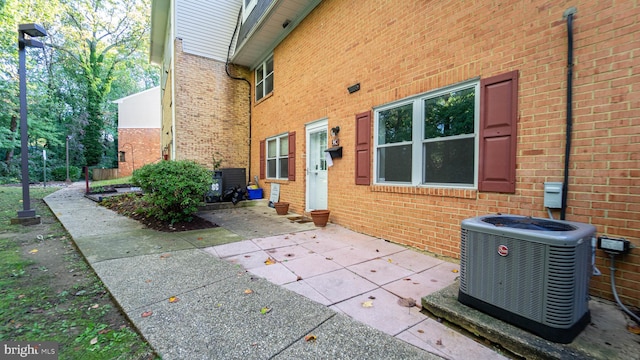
132, 161, 211, 224
51, 165, 81, 181
424, 87, 475, 139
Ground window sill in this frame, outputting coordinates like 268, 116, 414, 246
370, 184, 477, 199
265, 178, 289, 184
255, 91, 274, 106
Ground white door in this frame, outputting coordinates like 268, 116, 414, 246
306, 120, 328, 211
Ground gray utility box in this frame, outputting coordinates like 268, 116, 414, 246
458, 214, 595, 343
544, 182, 563, 208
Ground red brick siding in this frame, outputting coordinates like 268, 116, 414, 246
118, 128, 161, 177
247, 0, 640, 306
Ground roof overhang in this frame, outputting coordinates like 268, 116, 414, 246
231, 0, 321, 68
149, 0, 170, 65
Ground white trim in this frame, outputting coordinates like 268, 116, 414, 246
373, 80, 480, 188
265, 132, 288, 179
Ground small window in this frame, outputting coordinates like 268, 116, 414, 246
266, 134, 288, 179
256, 56, 274, 101
242, 0, 257, 22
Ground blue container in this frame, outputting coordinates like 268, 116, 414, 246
247, 188, 263, 200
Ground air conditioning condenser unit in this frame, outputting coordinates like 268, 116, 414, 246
458, 215, 596, 343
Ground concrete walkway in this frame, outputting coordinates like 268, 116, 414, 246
45, 184, 506, 359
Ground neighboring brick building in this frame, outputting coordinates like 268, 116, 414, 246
151, 0, 640, 308
150, 1, 249, 171
114, 87, 162, 177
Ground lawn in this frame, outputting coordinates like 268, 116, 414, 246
0, 185, 156, 359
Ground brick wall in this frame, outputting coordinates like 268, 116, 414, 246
118, 128, 162, 177
173, 40, 251, 176
248, 0, 640, 306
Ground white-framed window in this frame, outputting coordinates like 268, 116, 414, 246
266, 134, 288, 179
242, 0, 257, 22
374, 80, 479, 187
255, 55, 274, 101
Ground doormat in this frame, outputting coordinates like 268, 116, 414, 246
287, 216, 312, 224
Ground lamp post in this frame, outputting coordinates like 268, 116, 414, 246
13, 23, 47, 225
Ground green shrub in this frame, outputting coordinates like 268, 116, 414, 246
51, 166, 82, 181
132, 160, 211, 224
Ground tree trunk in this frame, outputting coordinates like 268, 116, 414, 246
4, 114, 17, 165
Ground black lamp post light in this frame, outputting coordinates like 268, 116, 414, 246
11, 23, 47, 225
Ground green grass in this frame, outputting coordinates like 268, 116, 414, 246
0, 186, 156, 359
91, 176, 132, 187
0, 187, 58, 233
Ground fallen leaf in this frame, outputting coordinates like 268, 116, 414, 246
244, 289, 253, 294
628, 324, 640, 334
169, 296, 179, 303
264, 257, 276, 265
417, 329, 424, 334
98, 329, 110, 335
398, 297, 417, 307
387, 258, 393, 263
29, 249, 38, 254
325, 257, 333, 260
91, 304, 99, 309
452, 269, 459, 273
18, 294, 25, 299
305, 334, 317, 342
260, 306, 271, 314
90, 337, 98, 345
141, 311, 153, 318
197, 237, 203, 241
159, 253, 171, 259
370, 269, 377, 273
145, 279, 152, 283
362, 300, 374, 308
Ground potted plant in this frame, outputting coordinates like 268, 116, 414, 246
274, 202, 289, 215
310, 209, 330, 227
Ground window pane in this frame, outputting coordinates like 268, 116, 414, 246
377, 144, 412, 182
424, 87, 475, 139
378, 103, 412, 145
266, 57, 274, 75
267, 139, 276, 157
423, 137, 474, 184
279, 136, 288, 155
267, 159, 276, 178
279, 158, 288, 178
265, 74, 273, 95
256, 82, 264, 100
256, 66, 264, 82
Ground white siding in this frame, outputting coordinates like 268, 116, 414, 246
116, 87, 161, 129
176, 0, 242, 62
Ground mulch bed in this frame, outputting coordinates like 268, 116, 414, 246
100, 193, 217, 232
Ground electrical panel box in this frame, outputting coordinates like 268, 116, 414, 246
544, 182, 563, 208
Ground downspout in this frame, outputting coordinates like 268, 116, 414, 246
561, 7, 576, 220
226, 8, 252, 181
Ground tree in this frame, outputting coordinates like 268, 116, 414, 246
52, 0, 151, 166
0, 0, 157, 182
